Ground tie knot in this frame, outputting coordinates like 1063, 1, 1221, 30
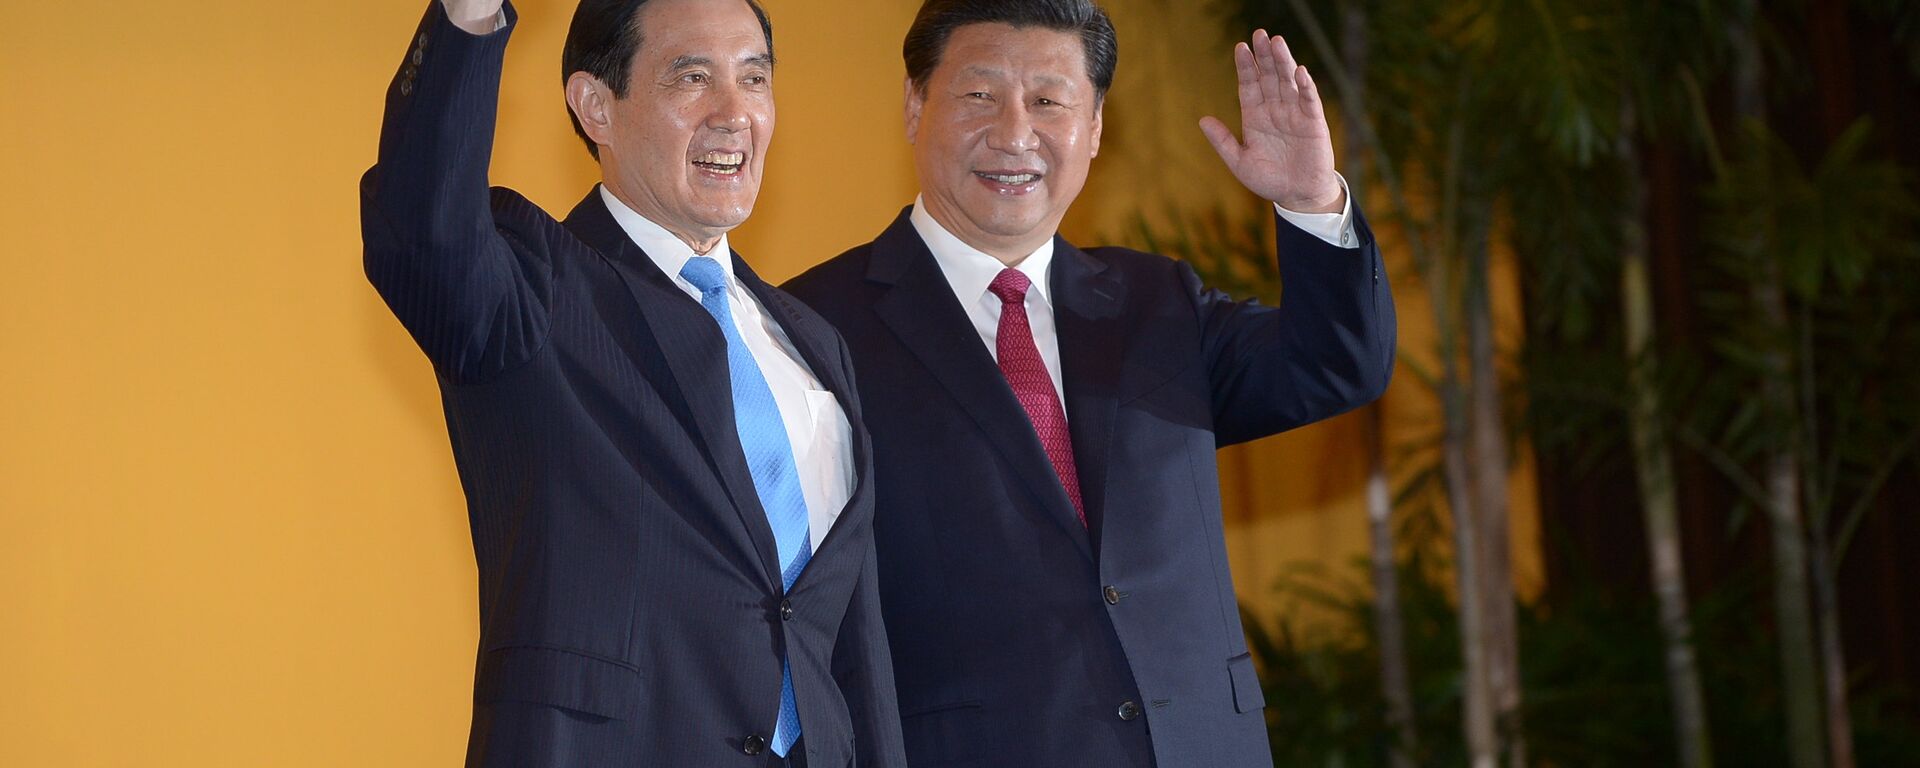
680, 256, 728, 296
988, 268, 1031, 305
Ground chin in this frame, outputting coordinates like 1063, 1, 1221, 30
975, 212, 1047, 240
696, 201, 755, 228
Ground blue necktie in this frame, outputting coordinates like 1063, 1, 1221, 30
680, 256, 811, 757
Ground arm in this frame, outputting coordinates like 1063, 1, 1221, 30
1194, 30, 1396, 444
830, 532, 908, 766
360, 0, 550, 383
1190, 204, 1394, 446
827, 334, 907, 766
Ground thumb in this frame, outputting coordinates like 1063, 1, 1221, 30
1198, 116, 1241, 168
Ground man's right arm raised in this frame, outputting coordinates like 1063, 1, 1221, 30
361, 0, 551, 384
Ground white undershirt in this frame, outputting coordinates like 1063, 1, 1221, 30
600, 186, 850, 551
908, 179, 1359, 412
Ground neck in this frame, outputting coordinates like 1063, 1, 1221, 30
981, 244, 1037, 267
602, 180, 725, 256
680, 234, 724, 255
920, 203, 1051, 267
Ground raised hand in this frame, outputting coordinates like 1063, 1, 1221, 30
443, 0, 506, 35
1199, 30, 1344, 214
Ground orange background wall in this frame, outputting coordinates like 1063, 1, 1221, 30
0, 0, 1537, 764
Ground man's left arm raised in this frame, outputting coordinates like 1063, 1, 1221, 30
1193, 30, 1396, 445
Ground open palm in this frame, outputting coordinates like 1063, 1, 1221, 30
1200, 30, 1343, 213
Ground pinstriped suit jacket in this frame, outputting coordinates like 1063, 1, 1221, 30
359, 4, 905, 766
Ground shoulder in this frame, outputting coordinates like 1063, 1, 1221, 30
1074, 243, 1203, 296
483, 186, 583, 266
782, 241, 879, 307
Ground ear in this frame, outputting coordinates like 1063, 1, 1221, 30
903, 76, 924, 145
1089, 98, 1104, 158
566, 72, 616, 149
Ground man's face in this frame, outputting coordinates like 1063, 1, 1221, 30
599, 0, 774, 249
907, 23, 1103, 261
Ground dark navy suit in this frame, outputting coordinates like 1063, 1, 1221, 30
783, 207, 1394, 767
360, 4, 904, 766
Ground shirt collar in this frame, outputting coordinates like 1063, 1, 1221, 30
599, 184, 733, 285
909, 195, 1055, 308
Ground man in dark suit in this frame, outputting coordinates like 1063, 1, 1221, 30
782, 1, 1394, 765
360, 0, 906, 765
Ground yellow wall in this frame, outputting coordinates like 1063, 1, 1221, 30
0, 0, 1537, 764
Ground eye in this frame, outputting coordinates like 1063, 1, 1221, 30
966, 91, 992, 100
680, 72, 710, 84
743, 74, 769, 86
1036, 98, 1058, 106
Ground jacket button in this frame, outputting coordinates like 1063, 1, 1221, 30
1118, 700, 1142, 721
399, 80, 413, 96
417, 32, 429, 48
411, 48, 424, 66
743, 734, 767, 755
1103, 585, 1122, 605
780, 599, 794, 621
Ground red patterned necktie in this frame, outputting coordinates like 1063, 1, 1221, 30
987, 268, 1086, 526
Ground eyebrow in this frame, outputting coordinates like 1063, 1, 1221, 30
666, 52, 777, 71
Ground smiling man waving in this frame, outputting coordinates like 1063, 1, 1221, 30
360, 1, 906, 765
782, 1, 1396, 765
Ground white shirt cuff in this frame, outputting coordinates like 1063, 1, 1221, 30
1273, 172, 1359, 249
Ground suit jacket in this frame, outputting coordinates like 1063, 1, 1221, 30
782, 206, 1394, 767
359, 5, 905, 766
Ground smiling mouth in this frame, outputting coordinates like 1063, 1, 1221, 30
976, 171, 1041, 185
693, 151, 746, 176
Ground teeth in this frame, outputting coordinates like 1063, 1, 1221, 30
697, 151, 745, 166
983, 173, 1038, 184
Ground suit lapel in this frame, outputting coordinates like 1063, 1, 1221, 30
866, 211, 1094, 564
562, 191, 783, 592
1050, 239, 1126, 556
736, 257, 872, 568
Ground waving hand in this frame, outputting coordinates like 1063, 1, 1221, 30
1199, 30, 1344, 214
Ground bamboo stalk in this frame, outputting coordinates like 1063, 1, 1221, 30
1618, 102, 1714, 768
1730, 7, 1826, 765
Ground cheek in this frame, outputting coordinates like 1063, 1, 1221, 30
1043, 125, 1093, 167
937, 119, 989, 159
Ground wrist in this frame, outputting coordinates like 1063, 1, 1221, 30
1277, 184, 1344, 215
443, 1, 503, 35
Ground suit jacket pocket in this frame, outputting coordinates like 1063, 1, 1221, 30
899, 700, 984, 766
1228, 652, 1265, 713
474, 645, 644, 720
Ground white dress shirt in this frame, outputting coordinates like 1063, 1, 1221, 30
600, 186, 851, 551
909, 180, 1359, 412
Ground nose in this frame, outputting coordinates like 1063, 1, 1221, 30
985, 104, 1039, 154
706, 83, 752, 134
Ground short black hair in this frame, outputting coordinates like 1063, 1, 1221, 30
903, 0, 1117, 100
561, 0, 775, 160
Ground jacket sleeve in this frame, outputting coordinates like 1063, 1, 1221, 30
359, 1, 551, 384
831, 530, 908, 766
1194, 200, 1397, 447
827, 333, 908, 766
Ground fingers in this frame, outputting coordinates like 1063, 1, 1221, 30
1233, 42, 1261, 110
1295, 65, 1324, 117
1252, 30, 1285, 109
1198, 116, 1242, 168
1270, 33, 1301, 86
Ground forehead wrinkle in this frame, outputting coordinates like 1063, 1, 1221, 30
958, 64, 1008, 81
955, 65, 1081, 91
